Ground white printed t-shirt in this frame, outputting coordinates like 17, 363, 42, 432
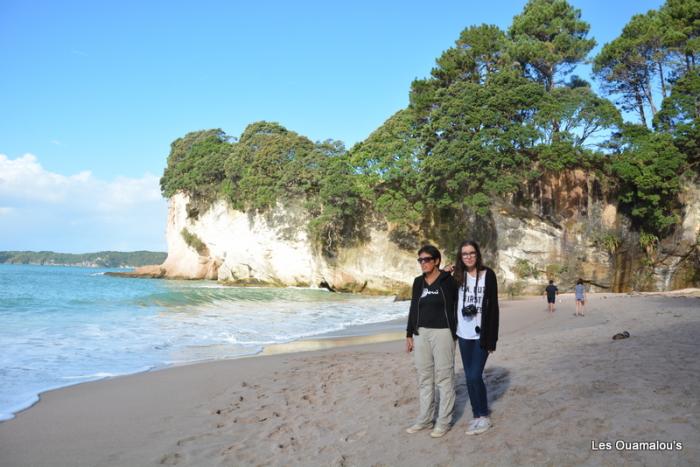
457, 271, 485, 340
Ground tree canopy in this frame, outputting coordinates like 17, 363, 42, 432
160, 0, 698, 253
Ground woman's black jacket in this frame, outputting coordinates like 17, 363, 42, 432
406, 271, 458, 340
406, 267, 500, 351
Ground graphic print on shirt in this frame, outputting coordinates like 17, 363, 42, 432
457, 273, 484, 340
463, 284, 485, 320
421, 288, 439, 298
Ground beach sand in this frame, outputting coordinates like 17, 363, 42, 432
1, 293, 698, 467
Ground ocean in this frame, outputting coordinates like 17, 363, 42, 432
0, 264, 407, 421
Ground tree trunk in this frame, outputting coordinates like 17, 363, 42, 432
636, 92, 648, 127
642, 79, 657, 118
658, 61, 667, 99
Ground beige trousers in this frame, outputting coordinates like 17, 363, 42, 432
413, 327, 456, 429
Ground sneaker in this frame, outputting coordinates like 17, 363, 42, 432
466, 418, 480, 432
430, 425, 450, 438
466, 417, 491, 435
406, 422, 433, 434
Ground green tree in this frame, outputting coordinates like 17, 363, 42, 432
223, 122, 316, 211
349, 109, 423, 226
610, 125, 686, 234
660, 0, 700, 73
419, 69, 544, 214
160, 129, 232, 217
593, 9, 678, 126
655, 70, 700, 168
509, 0, 596, 91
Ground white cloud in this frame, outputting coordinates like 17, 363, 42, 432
0, 153, 167, 252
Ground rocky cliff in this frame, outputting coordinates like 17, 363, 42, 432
142, 172, 699, 295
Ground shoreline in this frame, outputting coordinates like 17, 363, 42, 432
0, 317, 407, 423
1, 293, 698, 466
3, 290, 698, 423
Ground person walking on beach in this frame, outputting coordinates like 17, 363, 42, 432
544, 280, 558, 313
575, 279, 586, 316
454, 240, 499, 435
405, 245, 458, 438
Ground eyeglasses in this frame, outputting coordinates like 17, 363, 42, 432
417, 256, 435, 264
461, 252, 477, 258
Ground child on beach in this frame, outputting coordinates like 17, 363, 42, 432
544, 280, 558, 313
575, 279, 586, 316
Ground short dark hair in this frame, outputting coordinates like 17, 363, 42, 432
549, 280, 554, 284
417, 245, 441, 266
577, 278, 584, 285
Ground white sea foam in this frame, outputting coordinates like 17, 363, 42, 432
0, 264, 409, 421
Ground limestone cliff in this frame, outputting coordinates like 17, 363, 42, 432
157, 193, 416, 293
149, 175, 699, 294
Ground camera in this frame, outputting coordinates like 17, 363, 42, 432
462, 304, 478, 317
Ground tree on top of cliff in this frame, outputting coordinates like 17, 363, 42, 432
160, 129, 232, 217
508, 0, 596, 91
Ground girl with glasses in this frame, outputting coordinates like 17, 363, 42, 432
453, 240, 499, 435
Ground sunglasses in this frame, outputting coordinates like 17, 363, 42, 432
417, 256, 435, 264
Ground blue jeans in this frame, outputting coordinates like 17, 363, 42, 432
458, 337, 489, 418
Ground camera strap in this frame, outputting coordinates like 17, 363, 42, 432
462, 270, 482, 309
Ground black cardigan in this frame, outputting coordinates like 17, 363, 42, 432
406, 271, 459, 339
406, 267, 500, 351
472, 267, 499, 351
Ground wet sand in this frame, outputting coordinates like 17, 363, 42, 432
0, 293, 698, 466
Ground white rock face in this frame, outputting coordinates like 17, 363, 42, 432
160, 193, 417, 291
157, 184, 698, 293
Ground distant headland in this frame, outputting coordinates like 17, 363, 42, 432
0, 251, 167, 268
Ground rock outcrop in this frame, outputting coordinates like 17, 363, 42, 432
150, 174, 699, 294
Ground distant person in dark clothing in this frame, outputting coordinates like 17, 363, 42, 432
544, 280, 558, 313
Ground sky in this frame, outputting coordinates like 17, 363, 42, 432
0, 0, 665, 253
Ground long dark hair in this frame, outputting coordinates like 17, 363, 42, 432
454, 240, 484, 287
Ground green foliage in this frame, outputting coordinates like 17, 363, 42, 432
0, 251, 166, 267
306, 143, 368, 256
180, 228, 209, 256
655, 70, 700, 169
545, 263, 565, 278
514, 258, 539, 279
610, 125, 686, 234
416, 68, 545, 216
349, 109, 423, 230
157, 0, 692, 257
223, 122, 318, 212
160, 129, 231, 217
638, 230, 659, 253
596, 232, 621, 254
509, 0, 596, 90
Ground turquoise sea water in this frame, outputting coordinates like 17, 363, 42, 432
0, 264, 407, 421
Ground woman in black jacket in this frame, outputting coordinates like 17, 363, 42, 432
453, 240, 499, 435
405, 245, 458, 438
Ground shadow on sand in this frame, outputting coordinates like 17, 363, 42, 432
452, 366, 511, 424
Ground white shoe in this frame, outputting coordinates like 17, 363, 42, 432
466, 417, 491, 435
406, 422, 433, 434
466, 418, 480, 433
430, 425, 450, 438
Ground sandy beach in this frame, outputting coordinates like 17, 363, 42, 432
1, 292, 698, 467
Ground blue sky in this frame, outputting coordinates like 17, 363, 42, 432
0, 0, 664, 252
